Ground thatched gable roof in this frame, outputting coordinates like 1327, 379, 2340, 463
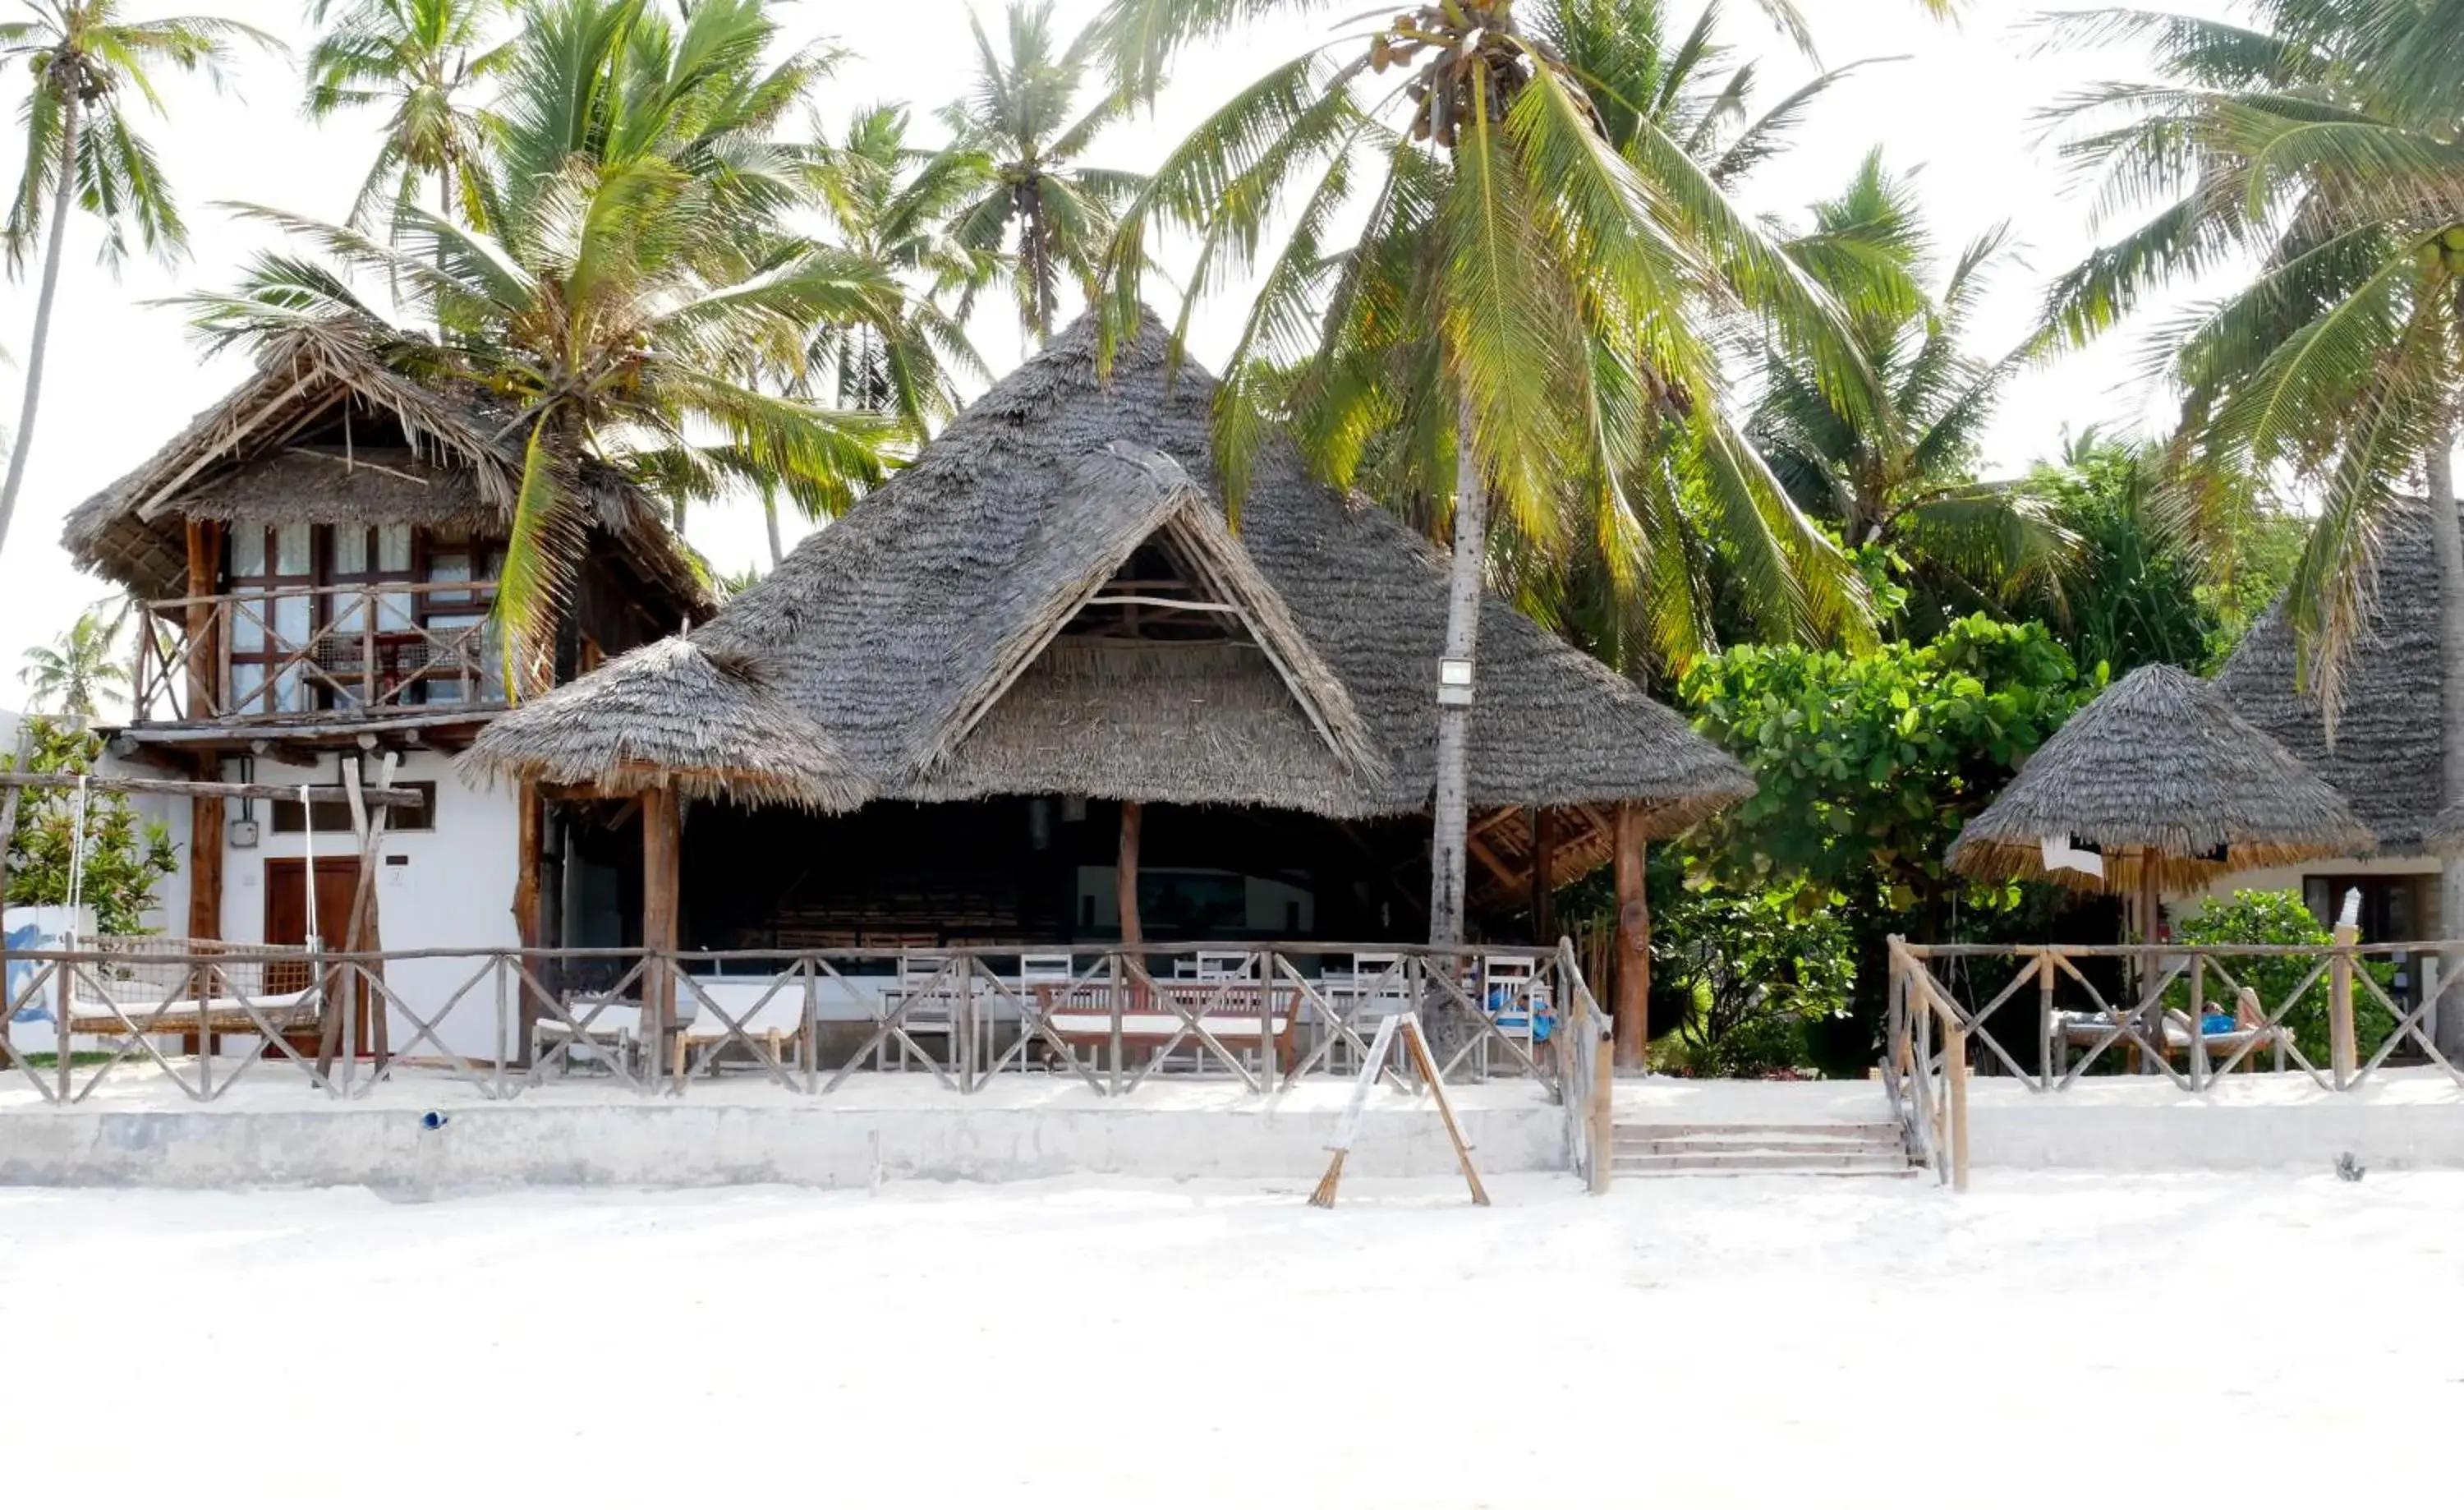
1948, 663, 2374, 892
2213, 502, 2445, 854
62, 323, 715, 618
467, 312, 1752, 826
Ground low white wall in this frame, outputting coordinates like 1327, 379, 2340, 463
1969, 1098, 2464, 1171
0, 1101, 1569, 1190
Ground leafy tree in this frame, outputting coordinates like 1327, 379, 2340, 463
1680, 615, 2099, 1067
2039, 1, 2464, 1044
2, 717, 177, 936
939, 0, 1142, 346
302, 0, 515, 234
1096, 0, 1895, 947
0, 0, 278, 566
18, 605, 128, 720
183, 0, 902, 673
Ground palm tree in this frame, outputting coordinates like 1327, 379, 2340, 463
1097, 0, 1890, 951
732, 103, 994, 564
19, 605, 128, 721
301, 0, 515, 234
0, 1, 277, 568
1752, 150, 2074, 621
185, 0, 901, 678
2041, 2, 2464, 1049
941, 0, 1145, 346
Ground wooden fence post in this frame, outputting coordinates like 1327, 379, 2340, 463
2329, 921, 2358, 1089
1946, 1017, 1970, 1194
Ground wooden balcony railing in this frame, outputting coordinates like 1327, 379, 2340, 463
130, 582, 536, 725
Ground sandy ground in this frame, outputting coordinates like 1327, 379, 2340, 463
1, 1171, 2457, 1508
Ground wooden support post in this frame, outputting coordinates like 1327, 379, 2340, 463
1116, 799, 1142, 947
186, 753, 224, 944
183, 520, 220, 717
513, 781, 542, 954
1946, 1017, 1970, 1193
641, 784, 681, 1067
2330, 920, 2359, 1089
1529, 806, 1554, 946
1611, 802, 1649, 1070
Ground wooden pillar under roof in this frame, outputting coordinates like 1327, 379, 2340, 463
186, 753, 224, 942
1117, 800, 1143, 947
1612, 802, 1650, 1070
641, 783, 680, 1046
182, 523, 226, 944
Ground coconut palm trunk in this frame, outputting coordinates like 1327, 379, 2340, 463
0, 86, 80, 564
2428, 414, 2464, 1058
1428, 389, 1487, 948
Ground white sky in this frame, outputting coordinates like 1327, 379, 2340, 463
0, 0, 2218, 695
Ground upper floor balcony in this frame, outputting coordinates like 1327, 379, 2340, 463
129, 578, 521, 725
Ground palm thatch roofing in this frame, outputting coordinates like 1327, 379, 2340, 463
466, 311, 1752, 832
2213, 501, 2445, 854
463, 637, 870, 809
1947, 662, 2375, 892
61, 321, 715, 617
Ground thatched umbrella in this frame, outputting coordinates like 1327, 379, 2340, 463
464, 638, 871, 811
1948, 664, 2374, 960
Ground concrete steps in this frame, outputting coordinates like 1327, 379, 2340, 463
1612, 1120, 1915, 1177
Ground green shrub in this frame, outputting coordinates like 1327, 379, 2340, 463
2170, 891, 2397, 1066
1648, 885, 1855, 1078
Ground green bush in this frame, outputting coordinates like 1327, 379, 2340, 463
1648, 884, 1855, 1078
2169, 891, 2397, 1066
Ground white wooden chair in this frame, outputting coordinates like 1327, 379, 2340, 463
1193, 951, 1255, 982
884, 952, 963, 1071
1009, 953, 1076, 1069
1480, 955, 1550, 1070
1326, 951, 1409, 1072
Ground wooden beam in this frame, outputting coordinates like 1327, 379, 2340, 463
1464, 830, 1519, 896
1117, 800, 1143, 946
1613, 802, 1650, 1070
0, 772, 420, 806
641, 783, 680, 1046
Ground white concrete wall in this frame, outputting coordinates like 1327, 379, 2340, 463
0, 1100, 1570, 1190
214, 749, 519, 1059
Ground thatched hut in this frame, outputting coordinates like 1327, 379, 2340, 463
467, 312, 1752, 984
2212, 500, 2450, 951
56, 321, 713, 1056
1950, 663, 2374, 902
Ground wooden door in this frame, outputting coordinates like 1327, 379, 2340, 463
265, 859, 365, 1052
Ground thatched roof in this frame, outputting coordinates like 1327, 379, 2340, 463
1948, 662, 2375, 892
465, 311, 1751, 828
2213, 501, 2445, 854
465, 638, 870, 809
61, 322, 715, 618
